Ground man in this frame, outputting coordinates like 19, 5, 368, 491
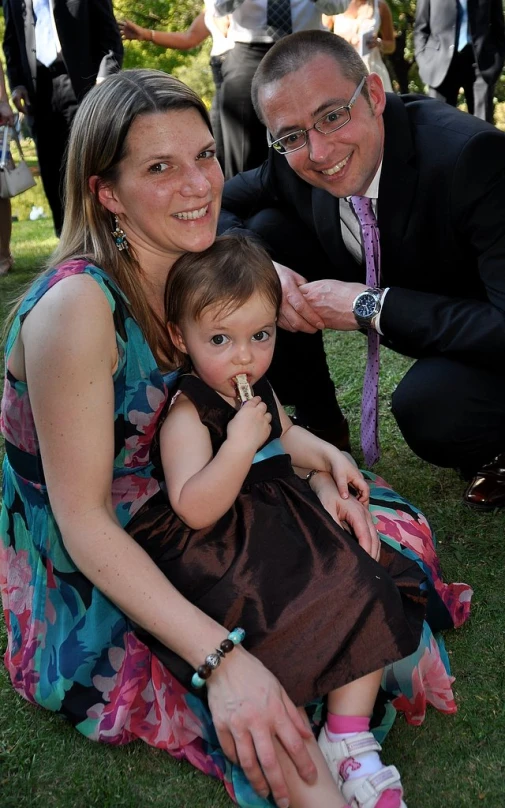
219, 29, 505, 508
3, 0, 123, 235
414, 0, 505, 123
214, 0, 344, 178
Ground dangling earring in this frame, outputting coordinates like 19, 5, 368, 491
111, 215, 129, 252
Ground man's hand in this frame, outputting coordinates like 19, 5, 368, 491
273, 261, 325, 333
11, 86, 30, 115
300, 279, 368, 331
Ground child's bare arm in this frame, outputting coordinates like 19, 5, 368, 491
274, 391, 369, 505
160, 394, 271, 529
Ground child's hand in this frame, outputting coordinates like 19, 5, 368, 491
227, 396, 272, 453
328, 451, 369, 506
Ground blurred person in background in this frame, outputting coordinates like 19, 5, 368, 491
414, 0, 505, 123
0, 59, 15, 277
325, 0, 396, 92
214, 0, 344, 178
2, 0, 123, 236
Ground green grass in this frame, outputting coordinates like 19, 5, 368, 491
1, 221, 505, 807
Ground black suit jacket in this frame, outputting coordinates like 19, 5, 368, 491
414, 0, 505, 87
3, 0, 123, 102
219, 93, 505, 372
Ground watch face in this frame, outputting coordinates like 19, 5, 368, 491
355, 292, 378, 318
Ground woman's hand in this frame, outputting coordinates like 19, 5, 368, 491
119, 19, 146, 41
367, 34, 382, 51
207, 647, 316, 807
310, 472, 380, 560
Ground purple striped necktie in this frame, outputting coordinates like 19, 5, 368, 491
349, 195, 381, 467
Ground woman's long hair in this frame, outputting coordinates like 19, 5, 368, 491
6, 69, 212, 367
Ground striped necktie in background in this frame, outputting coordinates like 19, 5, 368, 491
265, 0, 292, 41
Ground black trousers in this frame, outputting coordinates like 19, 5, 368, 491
31, 61, 79, 236
220, 42, 271, 179
210, 55, 226, 171
429, 44, 496, 124
247, 208, 505, 474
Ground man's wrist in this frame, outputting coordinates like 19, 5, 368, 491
371, 287, 389, 334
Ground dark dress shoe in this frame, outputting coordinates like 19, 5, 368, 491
290, 413, 352, 454
463, 452, 505, 510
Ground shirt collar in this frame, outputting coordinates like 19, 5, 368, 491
364, 161, 382, 199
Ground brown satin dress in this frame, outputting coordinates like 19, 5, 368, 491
128, 375, 426, 706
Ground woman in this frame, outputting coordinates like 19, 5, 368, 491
1, 69, 471, 808
326, 0, 396, 92
0, 61, 15, 276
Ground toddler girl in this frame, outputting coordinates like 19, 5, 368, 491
129, 235, 427, 808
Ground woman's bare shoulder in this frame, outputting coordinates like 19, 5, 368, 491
20, 273, 118, 374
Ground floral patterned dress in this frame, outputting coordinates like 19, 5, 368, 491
0, 260, 473, 807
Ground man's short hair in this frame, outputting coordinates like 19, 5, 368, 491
252, 30, 370, 122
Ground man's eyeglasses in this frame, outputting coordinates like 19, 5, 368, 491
267, 76, 367, 155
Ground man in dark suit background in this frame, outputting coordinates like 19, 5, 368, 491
219, 29, 505, 508
3, 0, 123, 234
414, 0, 505, 123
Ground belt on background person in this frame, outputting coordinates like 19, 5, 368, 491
210, 54, 228, 66
37, 56, 67, 77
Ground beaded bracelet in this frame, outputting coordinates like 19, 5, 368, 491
191, 627, 246, 689
305, 469, 320, 482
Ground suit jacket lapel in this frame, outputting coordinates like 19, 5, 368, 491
312, 187, 360, 280
378, 94, 418, 282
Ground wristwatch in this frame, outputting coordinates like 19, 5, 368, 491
352, 287, 383, 329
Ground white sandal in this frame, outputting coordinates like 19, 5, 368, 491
318, 728, 407, 808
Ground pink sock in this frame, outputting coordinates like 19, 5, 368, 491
326, 713, 370, 735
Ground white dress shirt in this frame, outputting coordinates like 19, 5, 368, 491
215, 0, 343, 44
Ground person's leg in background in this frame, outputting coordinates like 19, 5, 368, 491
219, 42, 270, 179
32, 63, 78, 236
472, 71, 496, 123
246, 207, 350, 450
210, 55, 226, 171
0, 196, 12, 275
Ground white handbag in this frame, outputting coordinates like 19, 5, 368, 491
0, 124, 36, 199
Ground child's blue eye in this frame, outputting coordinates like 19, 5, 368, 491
211, 334, 229, 345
